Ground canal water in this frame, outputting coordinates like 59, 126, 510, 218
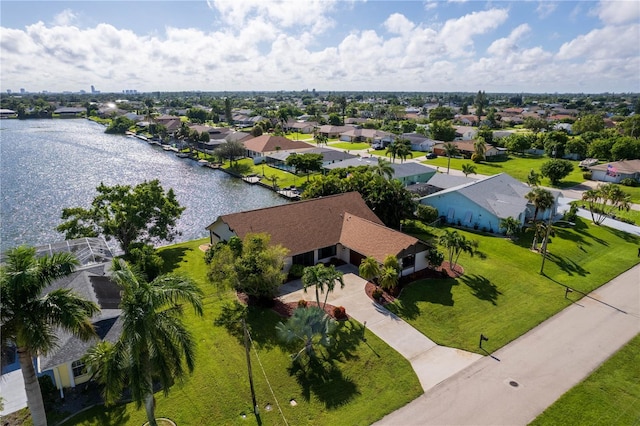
0, 119, 287, 253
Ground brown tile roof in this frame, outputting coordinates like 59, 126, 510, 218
209, 192, 383, 256
339, 214, 421, 263
243, 135, 314, 153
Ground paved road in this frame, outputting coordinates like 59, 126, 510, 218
375, 264, 640, 425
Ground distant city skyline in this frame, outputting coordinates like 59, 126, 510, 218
1, 0, 639, 94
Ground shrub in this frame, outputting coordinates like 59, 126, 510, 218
471, 153, 484, 163
297, 299, 308, 308
38, 375, 57, 406
416, 204, 439, 223
582, 171, 592, 180
333, 306, 347, 319
289, 264, 305, 278
620, 178, 638, 187
563, 203, 579, 222
427, 249, 444, 268
372, 288, 383, 300
125, 243, 164, 281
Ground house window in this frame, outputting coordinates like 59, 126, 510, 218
402, 254, 415, 268
71, 360, 87, 378
292, 251, 314, 267
318, 245, 336, 260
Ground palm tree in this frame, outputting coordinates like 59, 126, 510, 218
443, 142, 460, 174
438, 230, 477, 269
84, 259, 203, 426
525, 187, 555, 222
1, 246, 99, 426
474, 138, 486, 158
499, 216, 521, 239
276, 306, 336, 364
379, 266, 399, 291
301, 264, 344, 310
372, 158, 394, 180
461, 163, 477, 177
582, 183, 631, 225
385, 142, 399, 162
359, 256, 381, 284
395, 141, 412, 163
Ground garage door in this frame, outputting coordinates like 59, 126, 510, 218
349, 249, 365, 267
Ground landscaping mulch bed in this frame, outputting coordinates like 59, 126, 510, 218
236, 292, 349, 321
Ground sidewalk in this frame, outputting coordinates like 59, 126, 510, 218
375, 264, 640, 425
278, 267, 482, 392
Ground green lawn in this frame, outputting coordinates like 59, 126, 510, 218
422, 155, 584, 188
389, 219, 640, 354
530, 333, 640, 426
571, 200, 640, 225
621, 185, 640, 204
60, 239, 421, 426
370, 150, 427, 160
329, 142, 370, 150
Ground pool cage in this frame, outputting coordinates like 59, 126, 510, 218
1, 237, 115, 267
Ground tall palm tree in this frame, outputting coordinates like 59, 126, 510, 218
1, 246, 99, 426
395, 140, 412, 163
302, 264, 344, 310
372, 158, 394, 180
438, 230, 477, 269
443, 142, 460, 174
385, 142, 399, 162
359, 256, 381, 284
525, 187, 555, 222
474, 138, 487, 158
84, 259, 203, 426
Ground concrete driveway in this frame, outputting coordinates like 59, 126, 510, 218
279, 268, 482, 393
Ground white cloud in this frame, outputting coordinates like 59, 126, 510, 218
438, 8, 509, 57
384, 13, 415, 36
595, 0, 640, 25
425, 0, 438, 11
52, 9, 77, 26
536, 2, 557, 19
487, 23, 530, 56
556, 24, 640, 61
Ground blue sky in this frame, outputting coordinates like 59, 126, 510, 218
1, 1, 638, 94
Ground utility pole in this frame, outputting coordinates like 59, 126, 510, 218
242, 319, 259, 416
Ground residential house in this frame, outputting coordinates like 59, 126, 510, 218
453, 126, 478, 141
432, 141, 501, 159
54, 107, 86, 118
588, 160, 640, 184
284, 120, 318, 134
265, 147, 357, 172
339, 128, 394, 145
323, 157, 437, 186
154, 115, 182, 135
406, 173, 477, 197
243, 135, 314, 163
419, 173, 560, 232
38, 262, 122, 398
402, 133, 438, 152
316, 125, 353, 139
205, 192, 430, 276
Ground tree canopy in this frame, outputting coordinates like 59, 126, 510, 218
429, 120, 456, 142
301, 167, 416, 229
540, 159, 574, 186
57, 180, 185, 256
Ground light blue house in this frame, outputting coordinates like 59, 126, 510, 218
419, 173, 560, 233
323, 158, 436, 186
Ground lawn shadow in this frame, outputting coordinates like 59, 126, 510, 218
545, 252, 590, 277
458, 274, 501, 305
58, 404, 129, 426
387, 278, 457, 320
288, 357, 360, 409
603, 225, 640, 243
213, 301, 281, 349
325, 320, 364, 363
159, 246, 190, 273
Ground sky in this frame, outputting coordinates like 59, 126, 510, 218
1, 0, 639, 94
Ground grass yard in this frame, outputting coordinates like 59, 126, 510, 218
370, 150, 427, 160
389, 219, 640, 354
329, 142, 370, 150
61, 239, 421, 426
530, 333, 640, 426
620, 184, 640, 204
422, 154, 584, 188
571, 200, 640, 225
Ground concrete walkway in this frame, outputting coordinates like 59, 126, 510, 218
375, 264, 640, 425
0, 370, 28, 417
278, 267, 482, 392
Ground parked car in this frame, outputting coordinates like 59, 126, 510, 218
426, 153, 437, 159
